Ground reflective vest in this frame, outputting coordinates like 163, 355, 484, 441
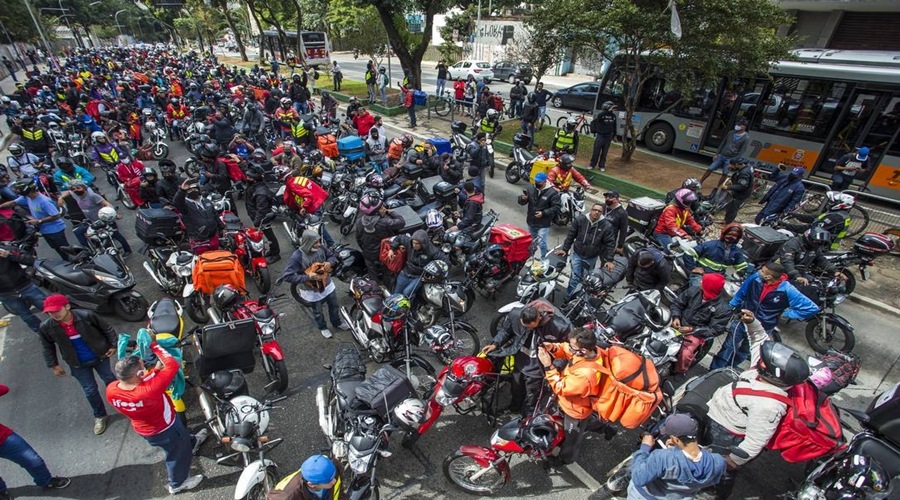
96, 146, 119, 164
275, 108, 294, 122
22, 128, 44, 142
291, 121, 308, 139
170, 107, 185, 119
479, 119, 496, 134
554, 130, 575, 149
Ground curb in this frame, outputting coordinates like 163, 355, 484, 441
847, 293, 900, 316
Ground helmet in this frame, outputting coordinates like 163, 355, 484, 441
366, 172, 383, 189
601, 100, 614, 111
56, 156, 74, 168
484, 243, 504, 263
142, 167, 156, 177
486, 109, 498, 120
392, 398, 426, 429
756, 341, 810, 387
321, 90, 329, 98
560, 154, 575, 168
250, 150, 267, 163
212, 284, 243, 311
527, 92, 536, 104
280, 97, 291, 106
158, 161, 176, 175
682, 178, 702, 191
425, 209, 444, 229
401, 134, 413, 147
826, 191, 855, 211
804, 227, 832, 248
358, 193, 383, 215
853, 232, 894, 256
91, 131, 107, 142
673, 188, 697, 208
12, 179, 37, 195
142, 108, 153, 117
97, 206, 117, 223
198, 143, 220, 159
582, 273, 607, 296
244, 168, 262, 183
381, 294, 410, 321
821, 455, 892, 500
308, 150, 324, 164
205, 369, 248, 399
8, 144, 23, 156
522, 414, 561, 450
565, 118, 577, 131
170, 98, 179, 105
421, 260, 449, 283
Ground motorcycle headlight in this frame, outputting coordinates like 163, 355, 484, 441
176, 264, 193, 277
489, 432, 509, 448
516, 282, 530, 297
347, 448, 370, 474
259, 318, 278, 338
229, 437, 252, 453
795, 483, 822, 500
434, 385, 458, 406
94, 273, 129, 287
442, 243, 452, 254
248, 238, 266, 253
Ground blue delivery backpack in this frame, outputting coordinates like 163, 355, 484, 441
427, 138, 452, 156
413, 90, 428, 106
338, 136, 366, 161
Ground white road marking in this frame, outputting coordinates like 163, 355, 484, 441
566, 461, 603, 491
0, 314, 11, 360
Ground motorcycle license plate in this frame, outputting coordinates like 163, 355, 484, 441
874, 382, 899, 409
320, 171, 333, 185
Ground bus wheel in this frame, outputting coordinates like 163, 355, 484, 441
645, 122, 675, 153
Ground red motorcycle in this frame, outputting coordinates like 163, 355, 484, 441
443, 411, 566, 495
219, 211, 273, 293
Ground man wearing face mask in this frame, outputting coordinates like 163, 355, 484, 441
173, 178, 219, 250
518, 172, 561, 258
364, 128, 388, 171
389, 229, 448, 298
722, 158, 754, 224
700, 117, 750, 189
683, 223, 748, 287
603, 191, 628, 254
755, 166, 806, 224
555, 202, 616, 302
775, 227, 842, 299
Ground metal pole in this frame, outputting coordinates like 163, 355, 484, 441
59, 0, 82, 48
475, 0, 481, 61
22, 0, 55, 67
114, 9, 126, 44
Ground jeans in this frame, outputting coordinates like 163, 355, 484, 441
724, 194, 750, 224
653, 232, 673, 251
529, 225, 550, 258
520, 121, 535, 147
380, 87, 387, 106
566, 253, 597, 298
367, 84, 376, 103
0, 433, 52, 490
393, 272, 421, 298
74, 223, 132, 253
710, 320, 750, 370
69, 358, 116, 418
436, 78, 446, 97
144, 418, 196, 489
407, 106, 417, 127
590, 133, 614, 169
830, 173, 853, 192
511, 99, 523, 117
309, 290, 342, 330
42, 230, 71, 261
0, 282, 47, 332
538, 105, 547, 119
707, 155, 736, 173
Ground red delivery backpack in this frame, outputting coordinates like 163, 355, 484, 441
220, 156, 246, 182
283, 176, 328, 214
732, 381, 845, 463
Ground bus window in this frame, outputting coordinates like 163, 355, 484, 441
596, 69, 626, 109
757, 77, 851, 139
870, 96, 900, 156
301, 32, 326, 44
673, 83, 718, 120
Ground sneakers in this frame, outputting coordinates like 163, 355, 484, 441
94, 416, 109, 435
45, 477, 71, 490
168, 475, 203, 494
320, 328, 333, 339
336, 322, 351, 331
600, 167, 606, 172
192, 428, 209, 456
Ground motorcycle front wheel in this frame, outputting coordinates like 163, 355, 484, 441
119, 188, 137, 210
436, 323, 480, 365
242, 465, 278, 500
505, 161, 521, 184
152, 143, 170, 160
262, 353, 289, 394
390, 356, 436, 399
489, 313, 509, 338
443, 451, 508, 495
185, 292, 210, 324
806, 316, 855, 354
254, 266, 272, 294
112, 293, 149, 322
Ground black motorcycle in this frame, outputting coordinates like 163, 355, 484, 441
442, 209, 499, 268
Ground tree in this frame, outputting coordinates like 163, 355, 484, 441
436, 6, 473, 62
211, 0, 248, 61
352, 7, 389, 69
504, 22, 567, 86
0, 2, 42, 43
534, 0, 793, 161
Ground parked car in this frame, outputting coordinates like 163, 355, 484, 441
492, 61, 533, 84
447, 60, 495, 83
551, 82, 601, 111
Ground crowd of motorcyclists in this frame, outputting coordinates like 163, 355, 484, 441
0, 44, 894, 500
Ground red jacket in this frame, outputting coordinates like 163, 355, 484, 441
654, 204, 702, 237
547, 166, 589, 190
354, 113, 375, 137
0, 385, 14, 444
106, 343, 179, 436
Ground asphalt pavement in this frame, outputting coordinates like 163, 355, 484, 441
1, 74, 899, 500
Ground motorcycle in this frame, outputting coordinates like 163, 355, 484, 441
283, 211, 325, 249
821, 232, 895, 296
410, 259, 477, 327
80, 218, 126, 261
220, 212, 274, 294
32, 246, 148, 321
443, 410, 566, 495
140, 117, 170, 160
774, 276, 855, 354
216, 396, 287, 500
513, 246, 567, 305
450, 121, 473, 159
504, 140, 538, 184
442, 210, 500, 268
553, 186, 586, 227
465, 237, 534, 298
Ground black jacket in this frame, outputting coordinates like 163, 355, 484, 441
457, 193, 484, 232
509, 85, 526, 101
562, 214, 616, 261
206, 158, 232, 195
288, 83, 309, 103
391, 230, 448, 276
729, 164, 754, 198
625, 247, 672, 292
39, 309, 117, 368
173, 188, 218, 239
212, 118, 236, 146
355, 211, 405, 261
156, 174, 185, 204
518, 184, 561, 229
669, 286, 732, 339
0, 246, 35, 293
139, 181, 161, 205
590, 110, 617, 135
245, 182, 275, 226
491, 301, 571, 377
521, 103, 538, 124
241, 106, 265, 134
776, 236, 835, 279
440, 160, 464, 184
603, 204, 629, 249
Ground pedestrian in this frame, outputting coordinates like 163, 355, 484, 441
390, 229, 448, 297
0, 233, 47, 332
1, 57, 16, 82
533, 82, 552, 121
555, 202, 617, 301
57, 181, 132, 257
589, 101, 618, 171
755, 166, 806, 224
400, 81, 417, 128
453, 77, 465, 114
463, 75, 476, 116
517, 172, 561, 258
268, 454, 345, 500
107, 338, 207, 494
270, 58, 280, 76
378, 67, 389, 106
354, 194, 404, 285
520, 94, 538, 147
465, 132, 490, 193
627, 413, 727, 499
365, 63, 377, 104
509, 80, 526, 117
830, 146, 869, 191
722, 158, 754, 224
38, 294, 118, 435
331, 61, 342, 91
280, 230, 349, 339
435, 60, 448, 97
0, 384, 71, 499
602, 191, 628, 254
700, 117, 750, 188
0, 180, 70, 261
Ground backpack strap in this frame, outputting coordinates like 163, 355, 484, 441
731, 384, 791, 416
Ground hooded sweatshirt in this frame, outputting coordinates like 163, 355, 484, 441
562, 213, 616, 260
627, 444, 727, 499
391, 229, 448, 276
457, 192, 484, 232
281, 229, 337, 302
355, 211, 405, 261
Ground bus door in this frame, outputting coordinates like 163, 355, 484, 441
813, 90, 891, 182
700, 79, 766, 154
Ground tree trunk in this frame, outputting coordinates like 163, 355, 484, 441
372, 7, 436, 90
257, 0, 290, 62
218, 1, 248, 61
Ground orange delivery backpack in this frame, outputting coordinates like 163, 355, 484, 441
317, 133, 340, 158
592, 345, 663, 429
191, 250, 245, 296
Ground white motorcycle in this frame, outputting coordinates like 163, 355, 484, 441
553, 186, 586, 226
216, 394, 286, 500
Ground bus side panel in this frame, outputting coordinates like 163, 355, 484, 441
617, 112, 710, 154
744, 133, 823, 172
865, 156, 900, 199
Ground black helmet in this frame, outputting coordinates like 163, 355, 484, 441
522, 414, 561, 450
142, 167, 157, 177
421, 260, 449, 284
250, 150, 267, 163
198, 143, 219, 159
308, 150, 324, 164
756, 341, 810, 387
560, 154, 575, 168
365, 172, 383, 189
582, 272, 607, 296
244, 168, 262, 183
601, 101, 615, 111
484, 243, 504, 263
682, 178, 702, 191
822, 455, 892, 500
527, 92, 536, 104
158, 160, 176, 175
205, 369, 247, 399
12, 179, 37, 195
804, 227, 831, 248
56, 156, 74, 168
212, 284, 243, 311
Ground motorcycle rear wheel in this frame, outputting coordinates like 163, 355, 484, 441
242, 465, 278, 500
112, 293, 148, 322
390, 356, 436, 399
806, 316, 855, 354
505, 161, 521, 184
186, 292, 210, 324
489, 313, 508, 338
254, 267, 272, 294
443, 451, 508, 495
152, 143, 170, 160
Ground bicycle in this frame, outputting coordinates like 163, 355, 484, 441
430, 89, 455, 118
556, 111, 592, 136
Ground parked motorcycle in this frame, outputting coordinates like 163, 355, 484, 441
32, 246, 148, 321
216, 396, 286, 500
514, 246, 567, 304
465, 237, 533, 298
774, 275, 855, 354
504, 134, 538, 184
283, 211, 325, 249
554, 186, 586, 227
220, 212, 274, 294
821, 232, 895, 296
442, 210, 500, 268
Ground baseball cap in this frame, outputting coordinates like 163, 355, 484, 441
659, 413, 699, 439
534, 172, 548, 183
43, 294, 70, 313
790, 167, 806, 176
603, 190, 620, 198
857, 146, 870, 160
301, 455, 337, 484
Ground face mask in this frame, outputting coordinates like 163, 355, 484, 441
723, 236, 738, 244
734, 126, 743, 132
187, 190, 201, 200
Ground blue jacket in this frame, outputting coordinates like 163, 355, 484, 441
628, 444, 727, 499
729, 271, 819, 332
760, 176, 804, 215
685, 240, 748, 274
53, 166, 95, 190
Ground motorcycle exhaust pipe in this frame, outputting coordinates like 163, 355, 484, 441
316, 385, 332, 439
207, 307, 222, 324
142, 262, 165, 288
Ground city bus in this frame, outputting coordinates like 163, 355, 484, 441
593, 49, 900, 201
262, 30, 331, 67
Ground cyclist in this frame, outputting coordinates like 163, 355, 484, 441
781, 191, 854, 250
552, 118, 579, 154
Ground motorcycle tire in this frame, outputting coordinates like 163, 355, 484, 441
840, 269, 856, 296
390, 356, 436, 400
152, 143, 170, 160
489, 159, 495, 178
186, 292, 210, 324
489, 313, 508, 338
327, 198, 347, 224
806, 316, 855, 354
106, 171, 118, 187
443, 450, 508, 495
263, 354, 289, 394
436, 322, 481, 365
241, 464, 278, 500
481, 377, 513, 427
505, 161, 521, 184
112, 293, 149, 322
339, 218, 354, 236
254, 266, 272, 294
119, 188, 137, 210
183, 158, 201, 177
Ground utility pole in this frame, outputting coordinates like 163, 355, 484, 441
22, 0, 57, 70
0, 20, 25, 61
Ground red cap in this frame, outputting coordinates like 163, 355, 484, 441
701, 273, 726, 300
43, 294, 70, 313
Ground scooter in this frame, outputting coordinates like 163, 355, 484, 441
32, 246, 148, 322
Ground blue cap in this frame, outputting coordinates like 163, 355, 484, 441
857, 146, 870, 159
534, 172, 548, 183
791, 167, 806, 176
301, 455, 336, 484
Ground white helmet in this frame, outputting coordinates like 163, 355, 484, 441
392, 398, 426, 429
142, 108, 153, 116
91, 131, 107, 142
425, 209, 443, 229
486, 108, 498, 120
826, 191, 855, 211
97, 206, 117, 223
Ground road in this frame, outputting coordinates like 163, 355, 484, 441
0, 125, 898, 500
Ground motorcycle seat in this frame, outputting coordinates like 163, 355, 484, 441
361, 297, 383, 318
383, 184, 402, 199
41, 260, 96, 286
335, 381, 362, 408
150, 299, 181, 335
